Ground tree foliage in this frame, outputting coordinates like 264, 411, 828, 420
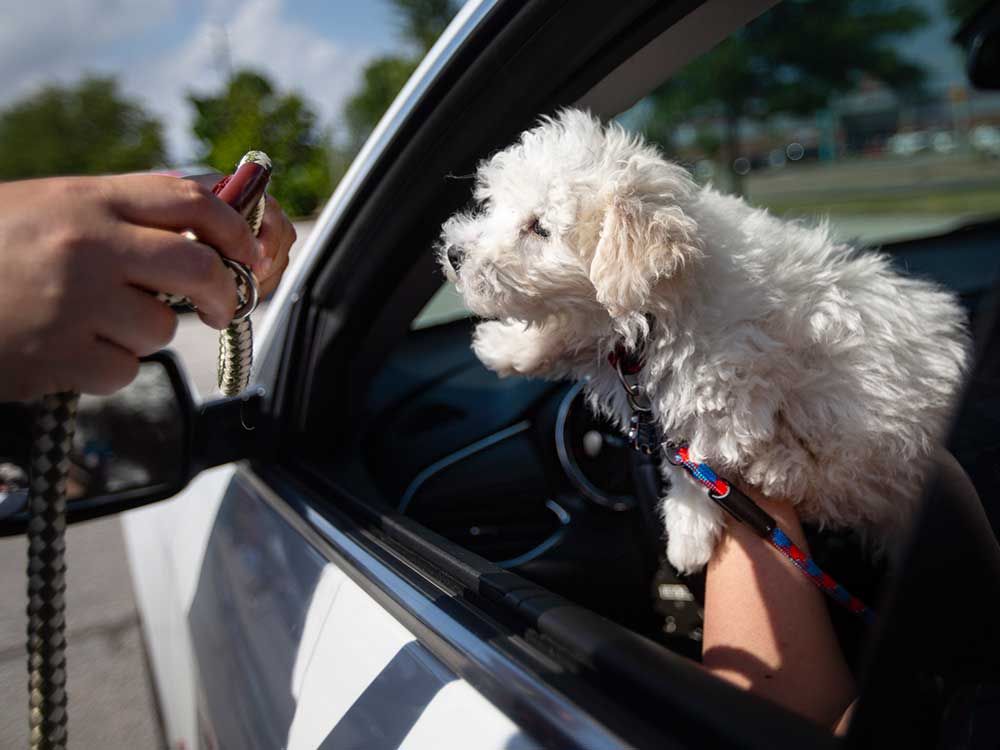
189, 70, 333, 217
343, 57, 419, 151
648, 0, 929, 193
391, 0, 459, 53
341, 0, 460, 149
0, 76, 165, 180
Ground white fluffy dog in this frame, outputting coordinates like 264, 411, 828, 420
439, 109, 970, 573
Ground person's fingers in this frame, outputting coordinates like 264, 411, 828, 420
184, 172, 224, 191
104, 174, 263, 268
120, 226, 239, 328
254, 202, 278, 276
74, 338, 141, 395
256, 197, 296, 296
94, 286, 178, 357
259, 251, 291, 299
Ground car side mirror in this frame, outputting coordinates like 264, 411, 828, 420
0, 350, 265, 535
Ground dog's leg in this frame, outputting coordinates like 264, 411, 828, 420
661, 462, 725, 574
473, 319, 573, 378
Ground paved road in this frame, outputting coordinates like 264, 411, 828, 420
0, 517, 164, 748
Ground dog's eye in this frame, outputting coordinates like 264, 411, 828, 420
529, 218, 550, 239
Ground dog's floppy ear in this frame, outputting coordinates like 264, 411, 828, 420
589, 160, 702, 318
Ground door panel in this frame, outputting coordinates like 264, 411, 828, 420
127, 466, 540, 749
122, 465, 236, 749
287, 579, 536, 749
187, 471, 336, 748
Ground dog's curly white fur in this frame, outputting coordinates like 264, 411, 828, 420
440, 109, 970, 573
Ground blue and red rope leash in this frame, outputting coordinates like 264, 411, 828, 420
667, 444, 877, 624
610, 341, 877, 625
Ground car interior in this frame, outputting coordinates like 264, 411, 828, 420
269, 1, 1000, 747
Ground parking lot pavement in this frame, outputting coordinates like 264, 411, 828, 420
0, 517, 164, 748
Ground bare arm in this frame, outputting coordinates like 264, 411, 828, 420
701, 489, 856, 729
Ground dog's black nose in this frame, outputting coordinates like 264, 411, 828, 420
447, 245, 465, 272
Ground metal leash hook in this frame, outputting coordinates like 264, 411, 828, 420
614, 358, 659, 455
26, 150, 271, 750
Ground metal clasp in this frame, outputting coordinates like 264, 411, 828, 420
224, 259, 260, 322
664, 441, 685, 466
614, 359, 652, 413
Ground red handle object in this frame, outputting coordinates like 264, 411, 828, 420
212, 154, 272, 219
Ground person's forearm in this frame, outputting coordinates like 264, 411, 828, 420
701, 488, 856, 729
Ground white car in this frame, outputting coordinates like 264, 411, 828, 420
888, 131, 929, 157
972, 124, 1000, 156
6, 1, 1000, 748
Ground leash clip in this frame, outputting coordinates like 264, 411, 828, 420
628, 411, 659, 455
615, 359, 652, 413
614, 361, 661, 454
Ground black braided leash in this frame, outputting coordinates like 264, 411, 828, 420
25, 151, 269, 749
26, 393, 76, 750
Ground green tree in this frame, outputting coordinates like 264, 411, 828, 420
0, 76, 165, 179
648, 0, 928, 195
189, 70, 333, 217
343, 57, 418, 150
391, 0, 459, 52
341, 0, 461, 150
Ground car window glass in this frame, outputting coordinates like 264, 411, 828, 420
414, 281, 470, 329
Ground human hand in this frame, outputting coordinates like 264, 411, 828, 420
0, 174, 263, 400
254, 195, 297, 298
186, 173, 297, 298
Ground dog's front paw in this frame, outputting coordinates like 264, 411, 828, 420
662, 465, 725, 574
666, 522, 718, 574
473, 320, 550, 377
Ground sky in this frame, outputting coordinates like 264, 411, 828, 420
0, 0, 413, 162
0, 0, 979, 166
900, 0, 968, 92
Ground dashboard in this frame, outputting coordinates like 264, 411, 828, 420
365, 318, 641, 556
363, 318, 661, 631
